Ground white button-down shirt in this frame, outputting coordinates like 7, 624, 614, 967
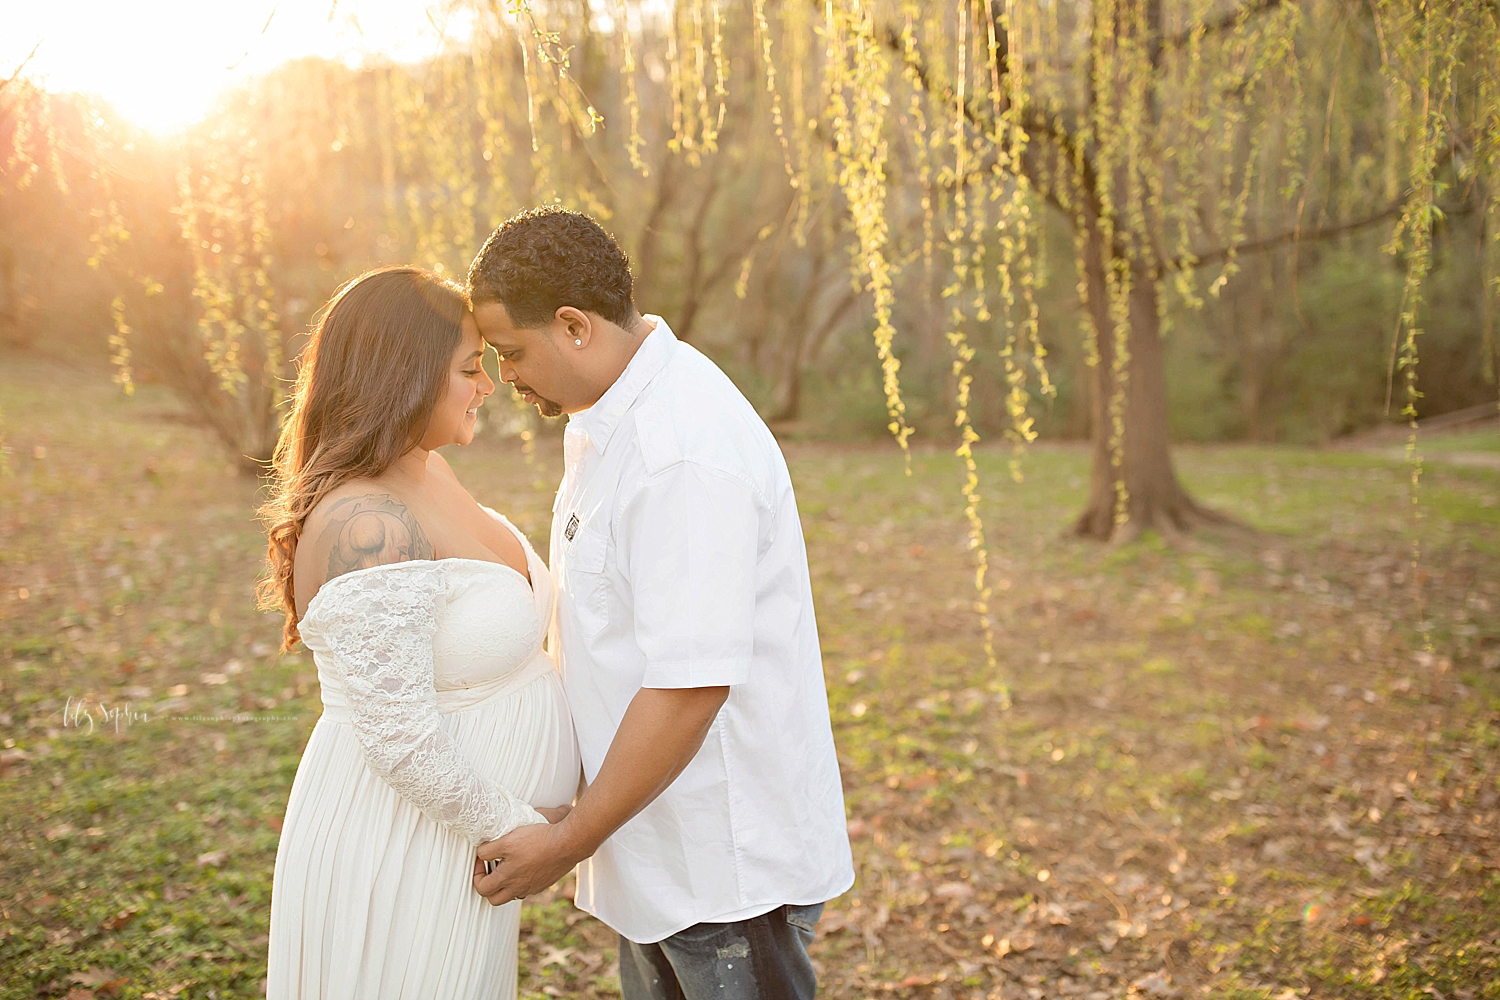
550, 316, 854, 944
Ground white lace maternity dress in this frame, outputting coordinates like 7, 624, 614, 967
266, 513, 580, 1000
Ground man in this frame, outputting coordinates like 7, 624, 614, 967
467, 206, 854, 999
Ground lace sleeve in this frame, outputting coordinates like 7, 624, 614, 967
300, 564, 546, 845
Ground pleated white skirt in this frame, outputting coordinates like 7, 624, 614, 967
266, 670, 580, 1000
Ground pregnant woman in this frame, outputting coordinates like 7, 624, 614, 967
258, 266, 579, 998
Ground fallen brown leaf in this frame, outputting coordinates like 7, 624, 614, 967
933, 881, 975, 903
140, 983, 190, 1000
68, 968, 121, 988
100, 908, 139, 932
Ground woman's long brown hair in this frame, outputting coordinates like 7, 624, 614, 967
257, 266, 467, 649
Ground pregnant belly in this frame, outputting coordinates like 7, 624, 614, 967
441, 668, 580, 811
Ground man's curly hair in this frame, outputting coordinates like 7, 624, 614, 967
467, 207, 635, 328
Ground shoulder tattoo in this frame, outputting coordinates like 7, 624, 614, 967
320, 494, 434, 580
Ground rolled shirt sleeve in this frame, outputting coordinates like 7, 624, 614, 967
618, 462, 760, 688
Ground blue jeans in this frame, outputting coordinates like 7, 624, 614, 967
618, 903, 825, 1000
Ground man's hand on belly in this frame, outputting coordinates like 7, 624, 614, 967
472, 684, 729, 907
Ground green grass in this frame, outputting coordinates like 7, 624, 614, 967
3, 353, 1499, 999
1416, 424, 1500, 455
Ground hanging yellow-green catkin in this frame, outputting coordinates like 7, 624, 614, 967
990, 0, 1051, 480
71, 101, 143, 395
665, 3, 687, 155
707, 0, 729, 149
790, 1, 819, 244
754, 0, 800, 197
6, 115, 39, 191
1479, 2, 1500, 404
941, 0, 1002, 707
616, 0, 649, 176
825, 0, 914, 465
106, 296, 134, 393
180, 170, 231, 388
897, 1, 936, 291
1073, 0, 1131, 529
167, 120, 285, 462
1375, 0, 1465, 657
178, 163, 241, 393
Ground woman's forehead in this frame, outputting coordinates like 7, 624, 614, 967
459, 314, 485, 346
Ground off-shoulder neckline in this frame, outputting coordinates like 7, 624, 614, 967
300, 557, 535, 623
298, 506, 542, 623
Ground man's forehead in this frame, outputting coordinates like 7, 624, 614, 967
472, 301, 527, 344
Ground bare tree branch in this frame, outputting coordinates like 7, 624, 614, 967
1175, 197, 1474, 272
1160, 0, 1285, 51
1178, 201, 1405, 272
1172, 146, 1462, 272
0, 40, 43, 101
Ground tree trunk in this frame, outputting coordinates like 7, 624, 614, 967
1073, 219, 1229, 541
0, 243, 18, 347
630, 155, 679, 311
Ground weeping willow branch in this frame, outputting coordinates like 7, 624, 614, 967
1160, 0, 1287, 53
825, 1, 916, 461
997, 0, 1291, 84
922, 6, 1472, 296
172, 129, 285, 470
1166, 182, 1467, 276
874, 19, 1101, 220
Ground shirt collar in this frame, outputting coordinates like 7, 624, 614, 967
568, 315, 676, 456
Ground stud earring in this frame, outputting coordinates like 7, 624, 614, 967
575, 339, 582, 346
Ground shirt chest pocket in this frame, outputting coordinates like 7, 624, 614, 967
563, 522, 610, 638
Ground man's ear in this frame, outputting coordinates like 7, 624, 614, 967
556, 306, 593, 349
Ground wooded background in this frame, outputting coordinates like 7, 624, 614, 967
2, 0, 1496, 527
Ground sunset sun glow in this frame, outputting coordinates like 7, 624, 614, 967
4, 1, 475, 134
